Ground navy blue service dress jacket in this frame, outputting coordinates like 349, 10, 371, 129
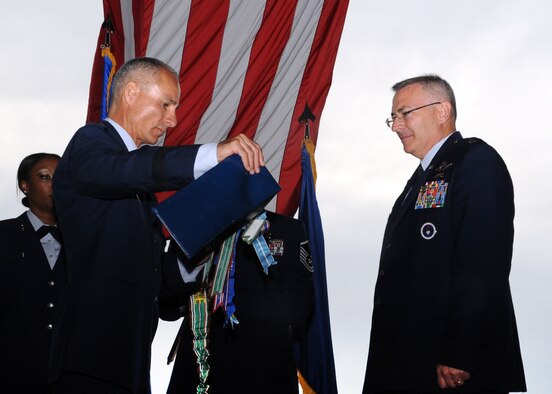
160, 211, 314, 394
50, 121, 202, 393
363, 132, 526, 393
0, 212, 67, 394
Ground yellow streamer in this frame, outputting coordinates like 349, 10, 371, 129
303, 138, 318, 186
101, 47, 117, 111
297, 369, 316, 394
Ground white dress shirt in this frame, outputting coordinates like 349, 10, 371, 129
26, 210, 61, 270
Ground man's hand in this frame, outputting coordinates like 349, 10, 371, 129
217, 134, 265, 174
437, 364, 471, 389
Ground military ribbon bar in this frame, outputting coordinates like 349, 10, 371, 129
242, 212, 276, 274
415, 180, 449, 209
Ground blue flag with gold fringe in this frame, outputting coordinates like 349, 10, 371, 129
297, 136, 338, 394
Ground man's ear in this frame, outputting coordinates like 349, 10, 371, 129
438, 101, 452, 123
123, 81, 139, 104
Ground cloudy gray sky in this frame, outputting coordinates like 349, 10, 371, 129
1, 1, 550, 393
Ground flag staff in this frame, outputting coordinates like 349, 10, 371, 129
101, 13, 114, 49
299, 102, 316, 140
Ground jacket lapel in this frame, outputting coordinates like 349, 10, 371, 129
385, 132, 463, 240
16, 213, 52, 272
384, 166, 427, 240
100, 120, 131, 151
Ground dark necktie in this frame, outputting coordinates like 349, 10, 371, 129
402, 165, 424, 205
36, 225, 62, 243
413, 164, 425, 185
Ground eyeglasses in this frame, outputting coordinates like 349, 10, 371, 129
385, 101, 441, 128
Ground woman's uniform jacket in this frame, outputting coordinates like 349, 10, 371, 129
0, 212, 67, 393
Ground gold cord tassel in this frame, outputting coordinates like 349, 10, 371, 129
297, 369, 316, 394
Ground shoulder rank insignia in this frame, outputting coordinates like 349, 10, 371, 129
415, 180, 448, 209
435, 160, 453, 172
300, 240, 314, 272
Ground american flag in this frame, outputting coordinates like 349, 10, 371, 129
87, 0, 348, 216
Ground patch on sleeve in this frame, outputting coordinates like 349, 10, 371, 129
300, 240, 314, 272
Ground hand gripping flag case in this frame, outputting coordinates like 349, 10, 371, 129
152, 154, 281, 259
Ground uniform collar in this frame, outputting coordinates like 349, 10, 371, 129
26, 210, 55, 232
420, 131, 459, 170
105, 118, 138, 152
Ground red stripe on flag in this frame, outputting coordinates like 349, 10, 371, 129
227, 0, 297, 140
276, 0, 348, 215
157, 0, 230, 205
164, 0, 231, 147
135, 0, 156, 57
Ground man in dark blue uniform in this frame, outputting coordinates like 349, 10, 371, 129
50, 57, 264, 394
363, 75, 526, 393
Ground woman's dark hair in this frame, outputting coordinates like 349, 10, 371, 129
17, 153, 60, 207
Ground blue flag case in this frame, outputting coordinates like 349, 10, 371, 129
152, 154, 281, 259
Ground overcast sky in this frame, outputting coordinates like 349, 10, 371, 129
1, 1, 550, 393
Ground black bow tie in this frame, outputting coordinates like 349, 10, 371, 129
36, 225, 62, 243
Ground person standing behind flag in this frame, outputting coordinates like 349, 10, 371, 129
159, 210, 314, 394
0, 153, 67, 394
49, 57, 264, 394
363, 75, 526, 393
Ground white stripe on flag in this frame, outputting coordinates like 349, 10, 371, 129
120, 0, 136, 62
146, 0, 191, 72
256, 0, 323, 193
194, 0, 267, 144
147, 0, 192, 146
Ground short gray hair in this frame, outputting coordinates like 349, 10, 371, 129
110, 57, 178, 105
392, 74, 457, 120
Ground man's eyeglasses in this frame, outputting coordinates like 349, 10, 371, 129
385, 102, 441, 128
